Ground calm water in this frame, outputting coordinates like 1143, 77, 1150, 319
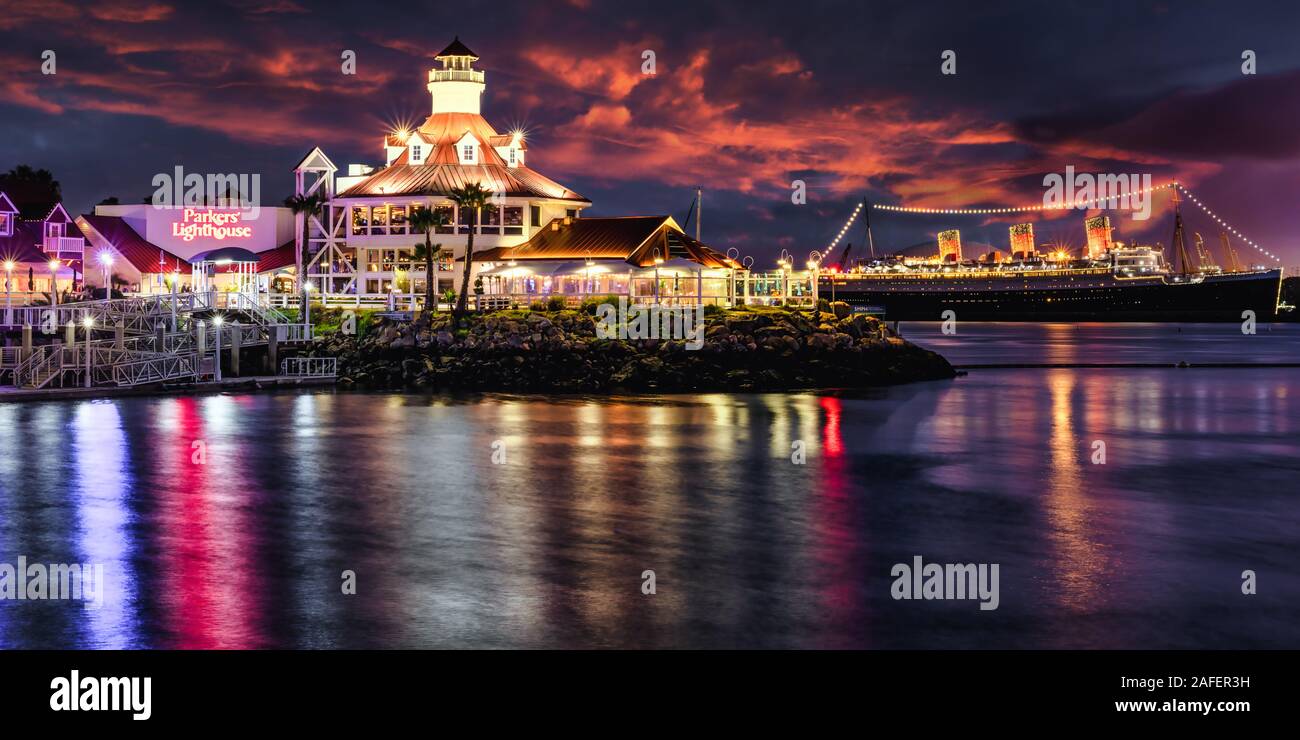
900, 321, 1300, 365
0, 326, 1297, 649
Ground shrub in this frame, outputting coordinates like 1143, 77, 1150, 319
580, 294, 619, 316
546, 294, 567, 311
702, 303, 724, 317
529, 300, 547, 312
817, 298, 831, 313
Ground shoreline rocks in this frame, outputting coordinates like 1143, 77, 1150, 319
306, 305, 956, 392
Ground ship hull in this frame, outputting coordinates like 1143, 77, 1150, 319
821, 269, 1283, 322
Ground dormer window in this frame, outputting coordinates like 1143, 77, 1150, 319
462, 144, 475, 163
508, 148, 517, 166
411, 144, 423, 162
45, 222, 65, 239
0, 213, 9, 237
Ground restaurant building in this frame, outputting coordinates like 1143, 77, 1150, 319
78, 203, 297, 296
297, 38, 739, 306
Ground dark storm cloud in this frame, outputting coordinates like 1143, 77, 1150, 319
1020, 69, 1300, 161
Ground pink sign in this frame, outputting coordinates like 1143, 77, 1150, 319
170, 208, 254, 242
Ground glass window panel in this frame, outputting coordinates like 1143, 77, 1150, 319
434, 205, 454, 233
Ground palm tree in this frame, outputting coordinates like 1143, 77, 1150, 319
410, 207, 447, 317
284, 193, 324, 314
448, 183, 491, 322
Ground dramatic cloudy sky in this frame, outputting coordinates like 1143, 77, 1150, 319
2, 0, 1299, 265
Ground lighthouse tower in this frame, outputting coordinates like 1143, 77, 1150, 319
427, 36, 485, 115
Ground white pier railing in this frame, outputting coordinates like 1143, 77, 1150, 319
281, 357, 337, 378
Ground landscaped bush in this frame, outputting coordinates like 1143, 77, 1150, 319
546, 295, 567, 311
529, 300, 548, 312
579, 294, 620, 315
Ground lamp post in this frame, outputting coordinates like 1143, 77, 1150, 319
48, 259, 61, 310
4, 260, 12, 324
807, 250, 823, 307
82, 315, 94, 388
212, 314, 224, 382
97, 251, 114, 299
778, 249, 792, 306
170, 270, 179, 332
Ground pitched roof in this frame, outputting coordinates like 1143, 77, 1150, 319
436, 37, 477, 59
338, 162, 588, 202
0, 220, 49, 264
77, 214, 192, 274
420, 112, 508, 165
255, 241, 296, 273
476, 216, 739, 269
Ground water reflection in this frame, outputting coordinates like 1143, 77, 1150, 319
0, 365, 1297, 648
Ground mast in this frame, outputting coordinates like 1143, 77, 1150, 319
863, 198, 876, 258
1170, 188, 1193, 275
1219, 231, 1242, 272
695, 186, 702, 242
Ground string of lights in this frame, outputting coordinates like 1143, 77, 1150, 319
871, 182, 1176, 215
1173, 183, 1279, 264
816, 200, 863, 264
848, 181, 1278, 265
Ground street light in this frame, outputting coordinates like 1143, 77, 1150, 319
82, 315, 94, 388
4, 259, 12, 319
48, 259, 61, 309
98, 251, 114, 298
212, 314, 224, 382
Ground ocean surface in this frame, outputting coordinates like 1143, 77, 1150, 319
0, 323, 1297, 648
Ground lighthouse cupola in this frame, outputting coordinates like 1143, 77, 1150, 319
427, 37, 485, 115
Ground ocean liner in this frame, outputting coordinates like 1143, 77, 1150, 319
822, 195, 1285, 322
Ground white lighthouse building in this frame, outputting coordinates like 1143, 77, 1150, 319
295, 38, 737, 307
297, 37, 590, 301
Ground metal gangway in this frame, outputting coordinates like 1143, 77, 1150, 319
1, 291, 316, 390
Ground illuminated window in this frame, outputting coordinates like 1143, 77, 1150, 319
483, 205, 502, 232
351, 206, 369, 235
0, 213, 9, 236
434, 205, 454, 233
504, 206, 523, 236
